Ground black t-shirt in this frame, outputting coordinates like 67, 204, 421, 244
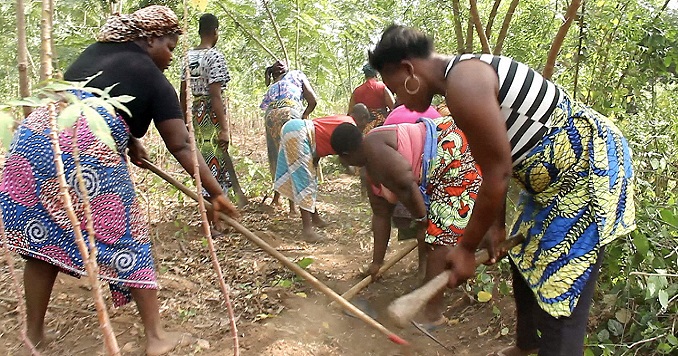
64, 41, 183, 138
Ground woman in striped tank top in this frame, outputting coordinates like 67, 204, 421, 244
368, 25, 635, 356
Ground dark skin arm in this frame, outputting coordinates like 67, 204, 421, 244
155, 118, 240, 220
127, 136, 149, 168
363, 132, 427, 221
444, 59, 512, 288
301, 77, 318, 120
366, 186, 395, 279
347, 92, 357, 115
208, 82, 230, 150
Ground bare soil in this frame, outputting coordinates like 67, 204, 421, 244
0, 119, 517, 356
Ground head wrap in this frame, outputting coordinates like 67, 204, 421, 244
97, 5, 182, 43
362, 63, 377, 77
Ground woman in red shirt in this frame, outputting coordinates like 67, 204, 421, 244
348, 64, 395, 133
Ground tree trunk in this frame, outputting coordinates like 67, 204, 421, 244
469, 0, 491, 53
485, 0, 502, 40
40, 0, 54, 81
451, 0, 465, 53
543, 0, 582, 79
465, 17, 474, 53
294, 0, 300, 69
16, 0, 32, 117
263, 0, 290, 66
573, 0, 585, 98
493, 0, 520, 55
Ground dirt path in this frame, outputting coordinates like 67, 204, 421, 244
0, 122, 517, 355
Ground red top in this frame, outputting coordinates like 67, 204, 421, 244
313, 115, 356, 157
352, 78, 387, 109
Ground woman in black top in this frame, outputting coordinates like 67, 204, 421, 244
0, 6, 238, 355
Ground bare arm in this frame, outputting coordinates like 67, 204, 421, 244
446, 59, 511, 253
444, 59, 512, 286
364, 132, 427, 220
347, 92, 357, 114
209, 82, 230, 149
383, 86, 395, 110
301, 78, 318, 120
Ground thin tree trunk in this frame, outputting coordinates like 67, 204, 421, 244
469, 0, 491, 53
543, 0, 582, 79
295, 0, 300, 69
573, 0, 585, 98
0, 215, 41, 355
47, 103, 120, 355
70, 122, 120, 356
16, 0, 32, 117
217, 2, 278, 61
40, 0, 54, 81
465, 17, 474, 53
451, 0, 465, 53
181, 3, 240, 354
493, 0, 520, 55
485, 0, 502, 40
263, 0, 290, 65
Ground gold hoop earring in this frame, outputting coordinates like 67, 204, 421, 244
404, 74, 421, 95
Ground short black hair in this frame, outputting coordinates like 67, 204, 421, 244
198, 13, 219, 36
330, 123, 363, 155
369, 24, 433, 72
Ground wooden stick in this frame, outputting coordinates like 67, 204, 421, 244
47, 103, 120, 355
388, 234, 525, 328
543, 0, 582, 79
142, 159, 410, 346
341, 239, 418, 301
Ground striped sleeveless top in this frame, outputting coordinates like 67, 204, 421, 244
445, 54, 563, 164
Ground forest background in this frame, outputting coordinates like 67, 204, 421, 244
0, 0, 676, 354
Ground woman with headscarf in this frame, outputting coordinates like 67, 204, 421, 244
0, 6, 239, 355
260, 60, 318, 206
348, 63, 396, 133
365, 25, 635, 356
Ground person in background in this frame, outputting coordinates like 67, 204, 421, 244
0, 6, 239, 355
330, 116, 482, 330
275, 104, 370, 242
348, 63, 395, 133
368, 24, 635, 356
260, 60, 317, 208
180, 13, 248, 210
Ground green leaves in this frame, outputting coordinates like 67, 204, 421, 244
0, 109, 15, 150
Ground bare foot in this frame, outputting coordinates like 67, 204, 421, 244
311, 215, 329, 228
146, 331, 194, 356
301, 229, 324, 243
487, 346, 539, 356
26, 330, 55, 351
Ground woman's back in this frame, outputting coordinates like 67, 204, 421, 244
64, 41, 182, 138
260, 70, 307, 109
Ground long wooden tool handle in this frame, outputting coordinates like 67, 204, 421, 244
341, 239, 418, 301
387, 233, 525, 328
142, 159, 410, 346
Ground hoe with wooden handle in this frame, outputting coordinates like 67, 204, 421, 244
388, 233, 525, 328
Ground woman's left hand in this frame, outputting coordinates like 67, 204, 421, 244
209, 194, 240, 222
478, 224, 506, 265
127, 137, 149, 168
